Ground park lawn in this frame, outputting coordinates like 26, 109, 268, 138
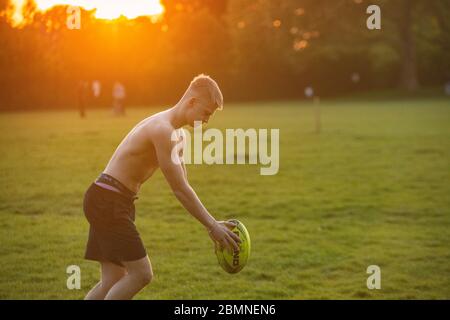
0, 97, 449, 299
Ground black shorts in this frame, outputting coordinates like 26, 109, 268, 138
83, 182, 146, 267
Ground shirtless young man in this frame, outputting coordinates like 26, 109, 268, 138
83, 74, 241, 300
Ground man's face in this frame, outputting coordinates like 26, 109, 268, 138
187, 97, 218, 127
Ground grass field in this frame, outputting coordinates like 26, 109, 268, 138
0, 97, 449, 299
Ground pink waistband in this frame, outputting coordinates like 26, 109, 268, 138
95, 181, 121, 194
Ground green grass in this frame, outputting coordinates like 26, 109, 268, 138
0, 97, 449, 299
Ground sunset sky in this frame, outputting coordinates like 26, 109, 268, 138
5, 0, 165, 26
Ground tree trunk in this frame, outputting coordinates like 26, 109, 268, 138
398, 0, 419, 91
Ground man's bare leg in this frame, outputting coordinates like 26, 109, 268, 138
85, 261, 127, 300
104, 256, 153, 300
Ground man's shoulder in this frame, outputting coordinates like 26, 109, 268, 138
143, 116, 175, 141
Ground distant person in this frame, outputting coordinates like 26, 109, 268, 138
83, 74, 240, 300
112, 81, 126, 116
77, 80, 89, 118
92, 80, 101, 99
304, 86, 314, 99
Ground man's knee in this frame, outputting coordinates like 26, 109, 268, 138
124, 256, 153, 286
129, 267, 152, 287
129, 264, 153, 286
138, 267, 153, 286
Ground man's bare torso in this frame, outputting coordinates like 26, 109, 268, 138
103, 111, 183, 193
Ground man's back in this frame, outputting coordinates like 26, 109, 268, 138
103, 112, 178, 193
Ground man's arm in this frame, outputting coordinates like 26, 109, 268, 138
179, 129, 188, 180
182, 160, 187, 181
150, 124, 240, 251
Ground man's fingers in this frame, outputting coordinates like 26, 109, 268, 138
227, 229, 241, 243
223, 222, 242, 243
225, 221, 237, 229
225, 233, 240, 252
210, 224, 241, 253
218, 237, 230, 252
227, 231, 242, 243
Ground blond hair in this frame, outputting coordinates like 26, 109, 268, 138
184, 74, 223, 110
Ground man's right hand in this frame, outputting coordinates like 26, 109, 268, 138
207, 221, 241, 253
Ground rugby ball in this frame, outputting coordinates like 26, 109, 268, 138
215, 219, 251, 274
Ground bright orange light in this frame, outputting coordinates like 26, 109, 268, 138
294, 8, 305, 16
293, 39, 308, 51
4, 0, 165, 26
237, 21, 246, 29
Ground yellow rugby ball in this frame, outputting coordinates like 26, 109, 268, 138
215, 219, 251, 274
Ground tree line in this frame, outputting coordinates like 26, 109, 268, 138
0, 0, 448, 110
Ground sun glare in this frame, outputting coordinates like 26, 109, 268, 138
4, 0, 165, 26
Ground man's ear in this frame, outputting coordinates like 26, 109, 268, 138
188, 97, 196, 107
